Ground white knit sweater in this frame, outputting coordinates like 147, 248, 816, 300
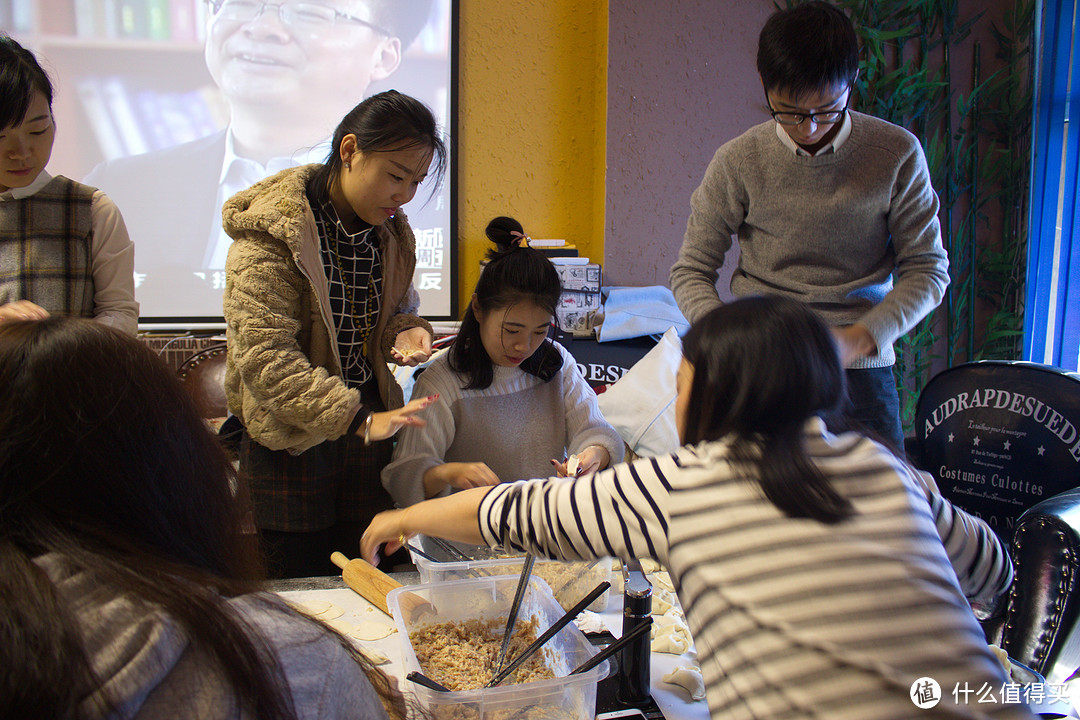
381, 341, 624, 508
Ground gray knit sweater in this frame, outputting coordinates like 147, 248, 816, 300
381, 341, 625, 508
670, 111, 950, 368
35, 553, 388, 720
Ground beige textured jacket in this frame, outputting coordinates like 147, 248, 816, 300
223, 164, 431, 454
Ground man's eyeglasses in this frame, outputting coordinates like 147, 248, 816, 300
765, 83, 853, 126
208, 0, 392, 35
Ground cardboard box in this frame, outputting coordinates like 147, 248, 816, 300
553, 261, 602, 335
553, 261, 601, 292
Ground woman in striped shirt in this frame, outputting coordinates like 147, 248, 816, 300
362, 295, 1029, 719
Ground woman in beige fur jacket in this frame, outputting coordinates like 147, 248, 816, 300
223, 91, 446, 577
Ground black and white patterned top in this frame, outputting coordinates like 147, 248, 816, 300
314, 200, 382, 389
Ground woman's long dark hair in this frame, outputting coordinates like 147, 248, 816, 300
449, 216, 563, 389
680, 296, 854, 524
0, 35, 54, 130
307, 89, 447, 208
0, 318, 403, 720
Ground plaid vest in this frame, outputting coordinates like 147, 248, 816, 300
0, 175, 95, 318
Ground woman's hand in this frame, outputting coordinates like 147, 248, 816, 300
432, 462, 501, 490
360, 394, 439, 443
551, 445, 611, 477
391, 326, 433, 367
360, 488, 491, 564
0, 300, 49, 324
361, 508, 409, 565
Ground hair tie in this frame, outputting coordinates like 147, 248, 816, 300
508, 230, 531, 248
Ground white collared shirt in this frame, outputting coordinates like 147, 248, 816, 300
774, 110, 853, 156
206, 129, 330, 269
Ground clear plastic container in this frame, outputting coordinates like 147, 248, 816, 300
408, 535, 613, 613
387, 575, 611, 720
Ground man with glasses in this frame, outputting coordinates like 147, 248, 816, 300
670, 1, 949, 452
84, 0, 433, 316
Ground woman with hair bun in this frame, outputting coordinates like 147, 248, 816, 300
381, 215, 623, 508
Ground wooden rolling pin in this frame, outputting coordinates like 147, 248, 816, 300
330, 552, 434, 621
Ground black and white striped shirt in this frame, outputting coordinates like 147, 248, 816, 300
314, 201, 382, 389
479, 418, 1026, 719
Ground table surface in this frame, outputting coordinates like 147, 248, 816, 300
270, 573, 710, 720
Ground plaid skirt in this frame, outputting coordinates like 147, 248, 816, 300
239, 380, 395, 532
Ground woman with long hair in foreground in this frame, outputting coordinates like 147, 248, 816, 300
0, 317, 402, 720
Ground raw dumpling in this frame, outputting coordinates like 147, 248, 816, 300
651, 609, 693, 655
639, 558, 663, 574
574, 610, 606, 634
663, 664, 706, 701
651, 571, 675, 592
652, 588, 679, 615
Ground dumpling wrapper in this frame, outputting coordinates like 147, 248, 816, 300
319, 604, 345, 620
351, 619, 396, 641
358, 645, 391, 666
325, 618, 355, 634
287, 599, 332, 616
663, 664, 706, 701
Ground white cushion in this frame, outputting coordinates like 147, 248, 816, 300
596, 326, 682, 457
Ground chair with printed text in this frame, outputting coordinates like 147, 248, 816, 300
906, 360, 1080, 684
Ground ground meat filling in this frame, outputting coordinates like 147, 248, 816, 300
410, 617, 556, 691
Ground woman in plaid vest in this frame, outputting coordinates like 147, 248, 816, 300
0, 36, 137, 334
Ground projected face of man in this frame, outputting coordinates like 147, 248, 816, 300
205, 1, 402, 145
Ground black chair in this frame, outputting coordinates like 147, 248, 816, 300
176, 342, 228, 420
906, 360, 1080, 683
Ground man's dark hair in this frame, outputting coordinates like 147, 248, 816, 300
756, 1, 859, 100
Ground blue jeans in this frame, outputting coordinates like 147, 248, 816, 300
835, 366, 905, 455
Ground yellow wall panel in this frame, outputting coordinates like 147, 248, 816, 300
457, 0, 608, 315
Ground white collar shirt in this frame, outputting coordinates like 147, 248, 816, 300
774, 110, 853, 156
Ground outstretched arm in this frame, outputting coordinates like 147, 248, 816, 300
360, 486, 490, 564
909, 467, 1013, 607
